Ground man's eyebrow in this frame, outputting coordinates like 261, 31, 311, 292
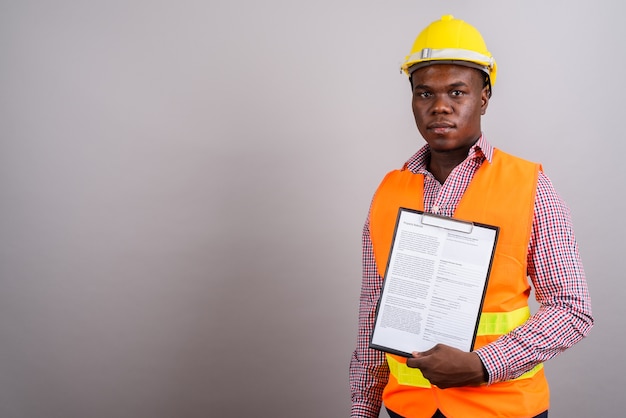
413, 81, 470, 90
449, 81, 470, 88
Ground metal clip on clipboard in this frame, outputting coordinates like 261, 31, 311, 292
421, 213, 474, 234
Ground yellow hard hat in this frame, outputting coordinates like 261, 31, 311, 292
401, 15, 497, 87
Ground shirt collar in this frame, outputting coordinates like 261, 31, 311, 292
404, 134, 494, 174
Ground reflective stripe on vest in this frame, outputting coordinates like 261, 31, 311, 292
387, 355, 543, 388
387, 306, 544, 387
478, 306, 530, 335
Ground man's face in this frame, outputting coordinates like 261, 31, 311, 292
410, 64, 490, 153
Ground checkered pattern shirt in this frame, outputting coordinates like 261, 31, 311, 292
349, 136, 594, 418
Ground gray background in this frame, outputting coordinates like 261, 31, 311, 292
0, 1, 622, 417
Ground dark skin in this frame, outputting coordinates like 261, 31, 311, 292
410, 64, 490, 184
405, 64, 491, 388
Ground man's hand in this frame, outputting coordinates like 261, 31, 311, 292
406, 344, 487, 389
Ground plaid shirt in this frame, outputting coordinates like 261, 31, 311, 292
349, 136, 594, 418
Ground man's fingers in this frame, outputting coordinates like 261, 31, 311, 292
412, 344, 441, 357
407, 352, 424, 368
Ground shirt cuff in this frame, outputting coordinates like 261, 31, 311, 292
475, 343, 508, 384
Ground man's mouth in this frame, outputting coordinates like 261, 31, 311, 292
428, 121, 454, 134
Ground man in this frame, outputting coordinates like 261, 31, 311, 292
349, 15, 593, 418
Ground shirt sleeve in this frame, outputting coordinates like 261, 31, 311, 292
475, 172, 594, 383
349, 213, 390, 418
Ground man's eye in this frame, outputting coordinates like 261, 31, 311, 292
416, 91, 432, 98
451, 90, 464, 97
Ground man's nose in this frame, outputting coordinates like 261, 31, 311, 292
431, 95, 452, 114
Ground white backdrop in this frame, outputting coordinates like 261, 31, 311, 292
0, 1, 623, 417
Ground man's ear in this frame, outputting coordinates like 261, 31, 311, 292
480, 86, 490, 115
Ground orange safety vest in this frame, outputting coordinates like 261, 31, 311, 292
370, 149, 550, 418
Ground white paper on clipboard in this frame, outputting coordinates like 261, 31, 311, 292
369, 208, 499, 357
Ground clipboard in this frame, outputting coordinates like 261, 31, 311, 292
369, 207, 499, 357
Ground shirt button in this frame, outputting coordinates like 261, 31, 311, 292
432, 205, 439, 214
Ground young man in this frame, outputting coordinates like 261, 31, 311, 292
349, 15, 593, 418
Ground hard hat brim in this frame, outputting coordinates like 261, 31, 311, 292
401, 47, 497, 86
406, 59, 491, 77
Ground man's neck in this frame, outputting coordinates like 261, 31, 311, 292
427, 147, 471, 184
